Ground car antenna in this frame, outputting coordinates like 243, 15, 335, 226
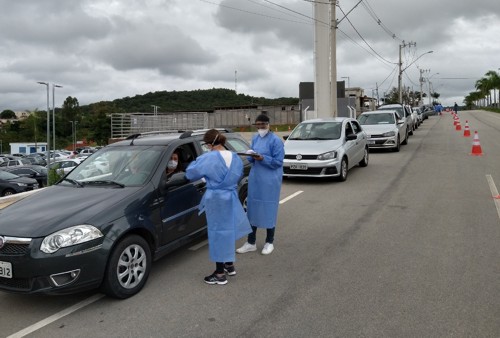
126, 133, 141, 145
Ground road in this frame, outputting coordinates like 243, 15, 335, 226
2, 110, 500, 338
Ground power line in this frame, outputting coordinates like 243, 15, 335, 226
360, 0, 402, 42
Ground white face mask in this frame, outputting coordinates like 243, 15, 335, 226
167, 160, 178, 170
258, 128, 269, 137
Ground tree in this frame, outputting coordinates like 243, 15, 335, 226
0, 110, 16, 119
484, 70, 500, 107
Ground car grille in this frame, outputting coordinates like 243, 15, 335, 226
284, 154, 318, 160
0, 243, 30, 256
283, 167, 325, 175
0, 277, 31, 290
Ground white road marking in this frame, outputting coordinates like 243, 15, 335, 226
485, 175, 500, 220
279, 190, 304, 204
189, 239, 208, 251
7, 293, 105, 338
188, 190, 304, 251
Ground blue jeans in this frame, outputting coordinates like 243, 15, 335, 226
248, 226, 275, 244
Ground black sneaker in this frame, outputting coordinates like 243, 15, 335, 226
224, 264, 236, 276
204, 272, 228, 285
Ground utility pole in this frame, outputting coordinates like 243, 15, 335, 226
398, 41, 416, 103
329, 0, 337, 117
419, 69, 429, 105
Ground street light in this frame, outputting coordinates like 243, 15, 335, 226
70, 121, 78, 151
37, 81, 50, 169
52, 84, 63, 154
398, 50, 433, 103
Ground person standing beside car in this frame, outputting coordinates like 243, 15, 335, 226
237, 114, 285, 255
185, 129, 251, 285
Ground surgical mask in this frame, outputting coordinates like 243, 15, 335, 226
167, 160, 178, 170
258, 128, 269, 137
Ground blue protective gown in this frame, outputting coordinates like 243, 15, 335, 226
186, 151, 251, 263
247, 132, 285, 228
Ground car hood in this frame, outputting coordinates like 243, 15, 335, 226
0, 185, 140, 237
360, 124, 397, 135
284, 139, 343, 155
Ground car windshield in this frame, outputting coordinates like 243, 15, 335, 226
288, 122, 342, 140
358, 113, 395, 125
64, 146, 163, 187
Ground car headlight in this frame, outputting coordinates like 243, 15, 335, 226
382, 131, 396, 137
317, 151, 337, 160
41, 225, 103, 254
16, 183, 27, 187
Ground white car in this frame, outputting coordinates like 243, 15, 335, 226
47, 158, 84, 175
358, 110, 407, 152
283, 117, 369, 181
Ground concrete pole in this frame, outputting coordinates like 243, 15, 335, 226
329, 0, 337, 117
314, 0, 330, 118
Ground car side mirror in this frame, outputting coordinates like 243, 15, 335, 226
283, 135, 289, 140
346, 133, 357, 141
162, 172, 189, 192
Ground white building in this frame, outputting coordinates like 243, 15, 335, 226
9, 142, 47, 155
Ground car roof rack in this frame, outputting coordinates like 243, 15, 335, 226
180, 128, 233, 139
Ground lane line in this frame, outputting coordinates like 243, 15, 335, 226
189, 190, 304, 251
279, 190, 304, 204
7, 293, 105, 338
485, 175, 500, 220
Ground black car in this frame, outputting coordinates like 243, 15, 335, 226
1, 165, 48, 187
0, 129, 251, 298
0, 170, 39, 196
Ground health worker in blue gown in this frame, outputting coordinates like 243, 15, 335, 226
237, 114, 284, 256
186, 129, 251, 285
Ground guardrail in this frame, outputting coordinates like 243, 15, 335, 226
0, 188, 45, 210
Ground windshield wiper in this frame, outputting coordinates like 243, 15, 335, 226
62, 178, 84, 187
85, 180, 125, 188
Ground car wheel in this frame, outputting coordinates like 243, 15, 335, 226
402, 129, 408, 145
359, 147, 369, 167
238, 183, 248, 212
336, 157, 348, 182
1, 189, 16, 197
393, 136, 401, 152
102, 235, 151, 299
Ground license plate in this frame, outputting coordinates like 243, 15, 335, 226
0, 261, 12, 279
290, 163, 307, 170
368, 140, 375, 144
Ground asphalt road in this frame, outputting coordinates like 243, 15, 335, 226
1, 110, 500, 338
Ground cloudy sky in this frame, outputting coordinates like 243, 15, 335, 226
1, 0, 499, 112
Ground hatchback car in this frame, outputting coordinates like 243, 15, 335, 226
358, 110, 407, 152
1, 165, 48, 187
0, 129, 251, 298
377, 103, 412, 137
0, 170, 39, 196
282, 117, 369, 181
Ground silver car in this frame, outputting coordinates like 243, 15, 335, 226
283, 118, 369, 181
358, 110, 406, 152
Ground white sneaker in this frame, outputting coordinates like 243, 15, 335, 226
261, 243, 274, 255
236, 242, 257, 254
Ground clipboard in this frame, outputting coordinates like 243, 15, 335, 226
236, 152, 261, 158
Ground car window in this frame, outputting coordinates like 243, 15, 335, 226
351, 121, 362, 134
226, 138, 250, 153
345, 122, 354, 135
289, 122, 341, 140
358, 113, 395, 125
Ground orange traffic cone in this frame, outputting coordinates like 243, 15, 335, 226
455, 121, 461, 131
470, 131, 483, 156
463, 121, 471, 137
453, 115, 459, 126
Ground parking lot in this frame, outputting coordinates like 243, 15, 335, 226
1, 111, 500, 337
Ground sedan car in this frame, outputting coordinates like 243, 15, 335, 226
283, 117, 369, 181
0, 129, 251, 298
1, 165, 48, 187
358, 110, 406, 152
47, 158, 84, 175
0, 170, 39, 196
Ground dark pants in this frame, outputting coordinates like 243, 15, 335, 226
247, 226, 275, 245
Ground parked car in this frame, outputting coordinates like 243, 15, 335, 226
412, 107, 424, 125
358, 110, 407, 152
0, 158, 32, 168
0, 129, 251, 298
1, 165, 48, 187
47, 158, 84, 175
377, 103, 413, 136
282, 117, 369, 181
0, 170, 39, 196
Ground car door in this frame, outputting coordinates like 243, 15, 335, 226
159, 142, 207, 245
343, 121, 358, 168
350, 120, 366, 163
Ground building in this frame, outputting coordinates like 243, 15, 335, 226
9, 142, 47, 155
